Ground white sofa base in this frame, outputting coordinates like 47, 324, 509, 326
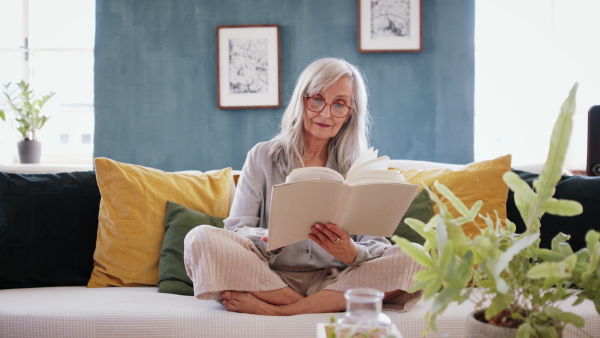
1, 287, 598, 337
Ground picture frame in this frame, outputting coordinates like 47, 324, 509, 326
358, 0, 422, 53
217, 25, 281, 109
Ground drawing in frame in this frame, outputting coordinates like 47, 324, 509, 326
358, 0, 422, 53
217, 25, 281, 109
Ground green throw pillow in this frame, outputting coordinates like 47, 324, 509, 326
158, 200, 225, 295
387, 189, 433, 245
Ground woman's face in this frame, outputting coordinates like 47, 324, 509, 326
303, 75, 353, 144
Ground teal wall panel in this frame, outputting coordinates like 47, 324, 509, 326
94, 0, 474, 171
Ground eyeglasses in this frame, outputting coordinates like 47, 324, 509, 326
304, 95, 352, 118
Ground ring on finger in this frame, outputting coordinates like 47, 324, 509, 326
333, 238, 340, 244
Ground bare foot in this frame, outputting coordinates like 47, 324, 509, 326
250, 287, 304, 305
222, 289, 347, 316
222, 291, 280, 315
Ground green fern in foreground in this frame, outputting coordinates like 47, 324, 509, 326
394, 83, 600, 337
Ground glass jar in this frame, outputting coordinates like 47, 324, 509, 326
334, 288, 393, 338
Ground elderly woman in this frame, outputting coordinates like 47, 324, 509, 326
184, 57, 423, 316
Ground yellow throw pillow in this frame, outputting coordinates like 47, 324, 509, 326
396, 155, 511, 238
88, 158, 231, 287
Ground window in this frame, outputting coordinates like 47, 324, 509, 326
475, 0, 600, 170
0, 0, 95, 165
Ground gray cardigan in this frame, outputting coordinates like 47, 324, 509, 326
223, 140, 390, 271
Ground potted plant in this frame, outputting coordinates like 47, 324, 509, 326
0, 80, 55, 163
393, 83, 600, 337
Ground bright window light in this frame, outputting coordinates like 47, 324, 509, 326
475, 0, 600, 169
0, 0, 95, 165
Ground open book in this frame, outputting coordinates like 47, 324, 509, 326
267, 148, 419, 250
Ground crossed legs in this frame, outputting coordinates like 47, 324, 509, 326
221, 287, 405, 316
184, 226, 418, 315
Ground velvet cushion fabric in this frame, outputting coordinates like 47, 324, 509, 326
87, 158, 232, 287
396, 155, 512, 238
0, 171, 100, 289
158, 201, 225, 295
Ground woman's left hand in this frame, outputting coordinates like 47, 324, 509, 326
309, 222, 358, 264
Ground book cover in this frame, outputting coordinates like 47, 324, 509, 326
267, 148, 419, 250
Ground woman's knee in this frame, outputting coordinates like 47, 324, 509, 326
184, 224, 222, 248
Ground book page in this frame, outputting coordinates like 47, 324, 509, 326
346, 147, 378, 179
347, 169, 405, 186
285, 167, 344, 183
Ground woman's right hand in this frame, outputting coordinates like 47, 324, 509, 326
309, 222, 358, 265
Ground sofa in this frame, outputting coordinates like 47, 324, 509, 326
1, 156, 599, 338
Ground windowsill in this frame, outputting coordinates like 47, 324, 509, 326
0, 163, 94, 174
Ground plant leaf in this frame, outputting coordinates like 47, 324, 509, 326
471, 235, 494, 264
545, 307, 585, 327
395, 237, 435, 269
439, 239, 454, 277
455, 250, 475, 287
516, 323, 536, 338
435, 216, 449, 256
503, 171, 538, 206
528, 261, 571, 279
413, 268, 438, 282
404, 218, 436, 243
434, 182, 483, 231
584, 230, 600, 280
534, 248, 564, 262
485, 292, 513, 319
431, 285, 461, 316
457, 286, 473, 305
407, 278, 434, 293
551, 232, 571, 251
537, 82, 578, 201
434, 182, 474, 219
495, 233, 540, 277
541, 198, 583, 216
423, 278, 443, 300
531, 323, 560, 338
425, 183, 450, 216
513, 193, 535, 232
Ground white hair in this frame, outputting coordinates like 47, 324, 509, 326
269, 57, 372, 177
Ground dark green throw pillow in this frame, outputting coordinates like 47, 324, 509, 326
388, 189, 433, 245
158, 200, 225, 296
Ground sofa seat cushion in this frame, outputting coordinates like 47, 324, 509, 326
0, 171, 100, 289
0, 287, 597, 337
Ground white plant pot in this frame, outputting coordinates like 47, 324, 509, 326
466, 309, 562, 338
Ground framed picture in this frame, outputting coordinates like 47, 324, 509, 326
217, 25, 281, 109
358, 0, 422, 53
